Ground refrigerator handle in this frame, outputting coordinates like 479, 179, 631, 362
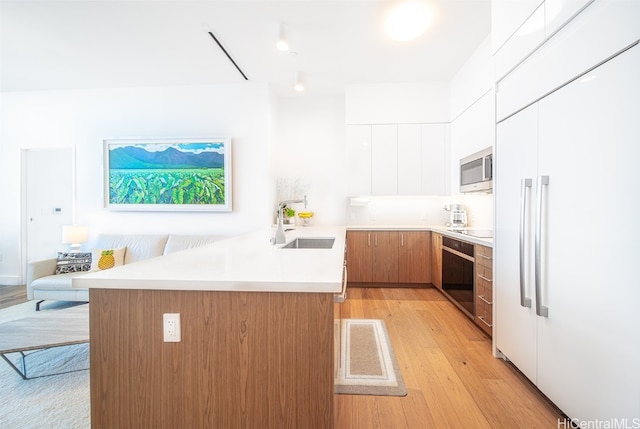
519, 178, 532, 308
535, 175, 550, 317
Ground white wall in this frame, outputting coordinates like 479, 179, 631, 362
344, 36, 495, 230
345, 82, 450, 124
0, 83, 274, 283
274, 95, 347, 226
449, 34, 495, 228
451, 36, 494, 119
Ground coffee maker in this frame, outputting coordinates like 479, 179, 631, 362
444, 204, 467, 231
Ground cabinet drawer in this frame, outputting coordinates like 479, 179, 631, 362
476, 264, 492, 282
476, 245, 493, 268
475, 298, 493, 336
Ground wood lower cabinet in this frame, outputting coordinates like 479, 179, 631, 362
474, 244, 493, 336
431, 233, 442, 289
346, 230, 430, 285
399, 231, 431, 283
372, 231, 399, 283
346, 230, 373, 282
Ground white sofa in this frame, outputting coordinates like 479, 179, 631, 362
26, 233, 222, 310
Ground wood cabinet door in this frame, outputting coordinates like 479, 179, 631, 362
398, 231, 431, 283
430, 233, 442, 289
346, 231, 372, 283
372, 231, 399, 283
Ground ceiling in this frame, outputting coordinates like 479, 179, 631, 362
0, 0, 491, 96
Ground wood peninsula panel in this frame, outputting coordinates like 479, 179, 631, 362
90, 288, 334, 429
398, 231, 431, 284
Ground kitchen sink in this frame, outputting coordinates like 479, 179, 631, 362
281, 237, 335, 249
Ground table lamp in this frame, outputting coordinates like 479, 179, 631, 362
62, 225, 89, 252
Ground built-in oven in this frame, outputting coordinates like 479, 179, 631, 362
441, 236, 475, 318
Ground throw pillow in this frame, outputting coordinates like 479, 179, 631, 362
90, 247, 126, 271
55, 252, 92, 274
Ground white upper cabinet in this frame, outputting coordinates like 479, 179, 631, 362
493, 0, 592, 80
397, 124, 421, 195
419, 124, 446, 195
544, 0, 592, 37
496, 0, 640, 120
345, 125, 372, 196
346, 123, 447, 196
492, 0, 544, 54
371, 125, 398, 195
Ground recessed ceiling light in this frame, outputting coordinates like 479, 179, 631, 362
384, 1, 431, 42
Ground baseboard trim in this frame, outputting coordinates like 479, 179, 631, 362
0, 276, 20, 286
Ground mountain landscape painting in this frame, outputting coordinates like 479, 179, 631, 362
104, 138, 232, 211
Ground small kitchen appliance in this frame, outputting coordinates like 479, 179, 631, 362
444, 204, 468, 231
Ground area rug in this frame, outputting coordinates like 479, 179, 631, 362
0, 301, 90, 429
335, 318, 407, 396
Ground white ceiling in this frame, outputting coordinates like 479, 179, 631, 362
0, 0, 491, 96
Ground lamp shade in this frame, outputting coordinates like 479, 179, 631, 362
62, 225, 89, 247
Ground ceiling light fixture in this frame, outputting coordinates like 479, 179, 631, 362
384, 1, 431, 42
276, 23, 290, 51
294, 71, 304, 92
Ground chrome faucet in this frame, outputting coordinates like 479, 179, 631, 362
274, 195, 307, 244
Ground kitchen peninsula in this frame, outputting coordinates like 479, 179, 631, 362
74, 226, 346, 429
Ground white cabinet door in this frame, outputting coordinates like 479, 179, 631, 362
371, 125, 398, 195
346, 125, 372, 195
492, 0, 544, 53
496, 43, 640, 422
349, 123, 446, 196
420, 124, 446, 195
495, 104, 539, 384
544, 0, 591, 37
535, 43, 640, 422
397, 124, 421, 194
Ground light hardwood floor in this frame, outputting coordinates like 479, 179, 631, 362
336, 286, 563, 429
0, 285, 28, 310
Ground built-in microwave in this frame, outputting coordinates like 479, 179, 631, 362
460, 146, 493, 193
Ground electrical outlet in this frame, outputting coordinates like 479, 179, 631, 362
163, 313, 181, 342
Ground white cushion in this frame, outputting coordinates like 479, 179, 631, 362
94, 234, 168, 264
163, 235, 223, 254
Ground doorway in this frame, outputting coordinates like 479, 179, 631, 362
21, 148, 75, 281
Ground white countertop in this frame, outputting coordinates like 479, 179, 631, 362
73, 226, 346, 294
347, 225, 493, 247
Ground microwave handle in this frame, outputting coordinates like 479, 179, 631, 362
483, 155, 492, 181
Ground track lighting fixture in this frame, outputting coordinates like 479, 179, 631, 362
294, 71, 304, 92
276, 23, 289, 51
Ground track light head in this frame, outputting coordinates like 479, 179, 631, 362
276, 23, 289, 51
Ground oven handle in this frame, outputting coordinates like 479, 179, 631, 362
442, 246, 474, 263
519, 178, 532, 308
535, 175, 549, 317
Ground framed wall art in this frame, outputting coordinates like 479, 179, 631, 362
103, 137, 232, 211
